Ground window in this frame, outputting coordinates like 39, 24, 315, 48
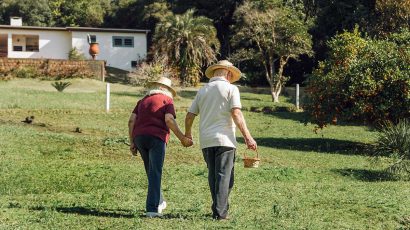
13, 46, 23, 51
26, 35, 39, 52
131, 61, 138, 67
89, 35, 97, 43
112, 36, 134, 47
12, 34, 39, 52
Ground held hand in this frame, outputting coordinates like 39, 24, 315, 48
245, 136, 257, 151
181, 136, 193, 147
130, 143, 138, 156
185, 133, 193, 141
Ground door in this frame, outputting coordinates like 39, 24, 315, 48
0, 34, 8, 57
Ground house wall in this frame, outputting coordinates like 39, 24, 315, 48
71, 31, 147, 71
0, 29, 71, 59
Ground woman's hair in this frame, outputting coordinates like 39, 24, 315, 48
146, 83, 173, 98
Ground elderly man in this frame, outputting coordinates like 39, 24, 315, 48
185, 60, 257, 220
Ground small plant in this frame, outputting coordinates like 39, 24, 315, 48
11, 66, 41, 78
127, 56, 179, 87
68, 48, 86, 61
51, 81, 72, 92
373, 119, 410, 179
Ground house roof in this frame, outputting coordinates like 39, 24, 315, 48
0, 25, 149, 34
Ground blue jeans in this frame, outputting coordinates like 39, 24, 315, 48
134, 135, 166, 213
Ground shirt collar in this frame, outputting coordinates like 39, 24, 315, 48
209, 76, 229, 83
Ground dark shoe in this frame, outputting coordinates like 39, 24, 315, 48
214, 215, 230, 221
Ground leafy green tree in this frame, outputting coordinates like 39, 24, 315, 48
153, 9, 220, 86
306, 28, 410, 129
49, 0, 110, 27
0, 0, 53, 26
309, 0, 371, 60
231, 0, 313, 102
172, 0, 243, 58
104, 0, 150, 28
369, 0, 410, 37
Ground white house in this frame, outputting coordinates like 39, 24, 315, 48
0, 17, 149, 71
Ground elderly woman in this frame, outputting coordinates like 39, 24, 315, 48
128, 77, 192, 218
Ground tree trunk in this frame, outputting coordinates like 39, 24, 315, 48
271, 90, 280, 103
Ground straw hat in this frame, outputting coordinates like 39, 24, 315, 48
205, 60, 241, 83
146, 77, 176, 97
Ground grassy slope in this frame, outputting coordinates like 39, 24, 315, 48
0, 79, 409, 229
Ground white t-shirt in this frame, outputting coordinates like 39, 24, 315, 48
188, 77, 242, 149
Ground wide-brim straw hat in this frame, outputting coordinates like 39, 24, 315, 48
146, 77, 176, 97
205, 60, 241, 83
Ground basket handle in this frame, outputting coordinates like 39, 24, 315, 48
243, 149, 259, 159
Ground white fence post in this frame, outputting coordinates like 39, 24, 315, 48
106, 83, 110, 112
296, 84, 300, 110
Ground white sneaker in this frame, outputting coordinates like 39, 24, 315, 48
146, 212, 162, 218
158, 201, 167, 214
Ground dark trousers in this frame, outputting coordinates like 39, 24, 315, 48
134, 135, 166, 213
202, 146, 235, 219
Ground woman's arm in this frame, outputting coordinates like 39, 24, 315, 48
128, 113, 138, 155
165, 113, 193, 147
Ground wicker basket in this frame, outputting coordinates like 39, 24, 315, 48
243, 150, 260, 168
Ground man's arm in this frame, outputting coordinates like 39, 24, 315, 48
231, 108, 257, 150
165, 113, 193, 147
128, 113, 137, 155
185, 112, 197, 140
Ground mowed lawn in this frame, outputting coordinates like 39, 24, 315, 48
0, 79, 409, 230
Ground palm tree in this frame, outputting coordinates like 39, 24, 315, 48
153, 9, 220, 86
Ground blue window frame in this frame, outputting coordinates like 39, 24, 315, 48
112, 36, 134, 48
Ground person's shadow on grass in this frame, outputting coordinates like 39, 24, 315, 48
30, 206, 136, 218
237, 137, 369, 155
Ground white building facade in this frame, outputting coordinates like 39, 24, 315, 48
0, 18, 148, 71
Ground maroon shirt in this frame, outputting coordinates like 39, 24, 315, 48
132, 94, 176, 143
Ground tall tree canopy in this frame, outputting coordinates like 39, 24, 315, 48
0, 0, 53, 26
153, 9, 220, 86
231, 0, 313, 102
50, 0, 111, 27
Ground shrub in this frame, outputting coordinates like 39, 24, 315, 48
51, 81, 72, 92
128, 57, 179, 87
68, 48, 86, 61
374, 119, 410, 158
373, 119, 410, 179
10, 66, 41, 79
305, 28, 410, 129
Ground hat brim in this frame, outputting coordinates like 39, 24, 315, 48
205, 64, 241, 83
146, 81, 176, 97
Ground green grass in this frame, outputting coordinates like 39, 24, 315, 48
0, 79, 409, 229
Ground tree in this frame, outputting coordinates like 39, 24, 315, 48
49, 0, 111, 27
306, 28, 410, 129
153, 9, 220, 86
0, 0, 53, 26
172, 0, 243, 58
369, 0, 410, 37
231, 0, 313, 102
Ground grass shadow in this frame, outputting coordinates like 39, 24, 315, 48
266, 111, 309, 123
105, 66, 130, 84
54, 206, 135, 218
238, 137, 369, 155
178, 90, 197, 99
111, 92, 144, 97
137, 213, 192, 219
333, 168, 395, 182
